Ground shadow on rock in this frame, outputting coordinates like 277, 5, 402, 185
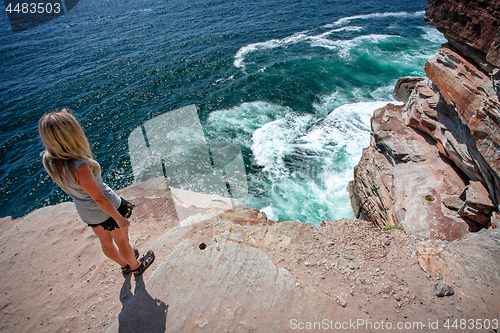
117, 274, 168, 333
493, 70, 500, 100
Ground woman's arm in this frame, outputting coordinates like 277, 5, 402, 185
76, 163, 130, 228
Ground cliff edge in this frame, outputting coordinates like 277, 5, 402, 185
1, 176, 500, 332
350, 0, 500, 241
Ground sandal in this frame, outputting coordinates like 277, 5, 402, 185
132, 250, 155, 276
121, 249, 140, 274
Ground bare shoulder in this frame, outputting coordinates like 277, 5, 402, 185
76, 163, 101, 196
76, 162, 92, 177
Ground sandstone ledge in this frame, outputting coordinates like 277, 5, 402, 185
1, 177, 500, 332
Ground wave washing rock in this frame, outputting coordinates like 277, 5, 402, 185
350, 0, 499, 241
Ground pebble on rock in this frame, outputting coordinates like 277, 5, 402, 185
337, 296, 347, 307
435, 284, 454, 297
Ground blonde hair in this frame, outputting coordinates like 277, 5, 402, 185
38, 109, 101, 187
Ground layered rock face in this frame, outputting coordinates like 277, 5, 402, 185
350, 0, 500, 241
425, 0, 500, 70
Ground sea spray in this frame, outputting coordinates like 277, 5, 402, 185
205, 101, 402, 224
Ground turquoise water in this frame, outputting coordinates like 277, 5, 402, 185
0, 0, 445, 223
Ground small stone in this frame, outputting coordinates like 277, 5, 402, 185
337, 296, 347, 307
435, 284, 454, 297
380, 285, 392, 294
229, 231, 243, 242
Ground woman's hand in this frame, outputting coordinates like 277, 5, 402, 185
116, 215, 131, 229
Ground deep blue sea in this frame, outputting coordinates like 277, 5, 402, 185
0, 0, 445, 224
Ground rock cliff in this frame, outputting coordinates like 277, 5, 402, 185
350, 0, 500, 241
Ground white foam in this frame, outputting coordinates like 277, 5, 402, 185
251, 112, 314, 176
312, 91, 338, 117
419, 26, 447, 44
248, 101, 395, 220
312, 33, 396, 56
234, 32, 310, 71
300, 101, 390, 156
235, 29, 396, 70
260, 205, 277, 221
205, 101, 290, 148
213, 75, 234, 85
324, 10, 425, 28
210, 100, 410, 223
317, 26, 363, 38
233, 10, 424, 71
370, 84, 402, 101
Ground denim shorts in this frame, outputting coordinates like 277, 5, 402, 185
88, 197, 134, 231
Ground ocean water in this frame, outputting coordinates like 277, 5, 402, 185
0, 0, 446, 224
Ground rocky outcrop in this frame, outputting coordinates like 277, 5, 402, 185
3, 177, 500, 332
425, 0, 500, 69
393, 77, 425, 103
350, 0, 499, 241
351, 103, 471, 240
423, 44, 500, 206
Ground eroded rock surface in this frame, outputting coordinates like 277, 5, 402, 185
393, 77, 425, 103
2, 177, 500, 332
352, 104, 470, 240
424, 44, 500, 206
417, 228, 500, 313
351, 0, 499, 241
425, 0, 500, 69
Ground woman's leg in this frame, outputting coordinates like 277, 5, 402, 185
92, 225, 128, 268
110, 226, 140, 270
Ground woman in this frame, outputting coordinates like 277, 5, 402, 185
38, 109, 154, 276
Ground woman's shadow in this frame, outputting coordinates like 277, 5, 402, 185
118, 274, 168, 333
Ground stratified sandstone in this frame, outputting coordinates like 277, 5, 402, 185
9, 179, 493, 333
424, 44, 500, 206
402, 78, 481, 182
352, 104, 470, 240
351, 0, 499, 241
425, 0, 500, 69
393, 77, 425, 103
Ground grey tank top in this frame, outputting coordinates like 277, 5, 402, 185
45, 158, 121, 224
